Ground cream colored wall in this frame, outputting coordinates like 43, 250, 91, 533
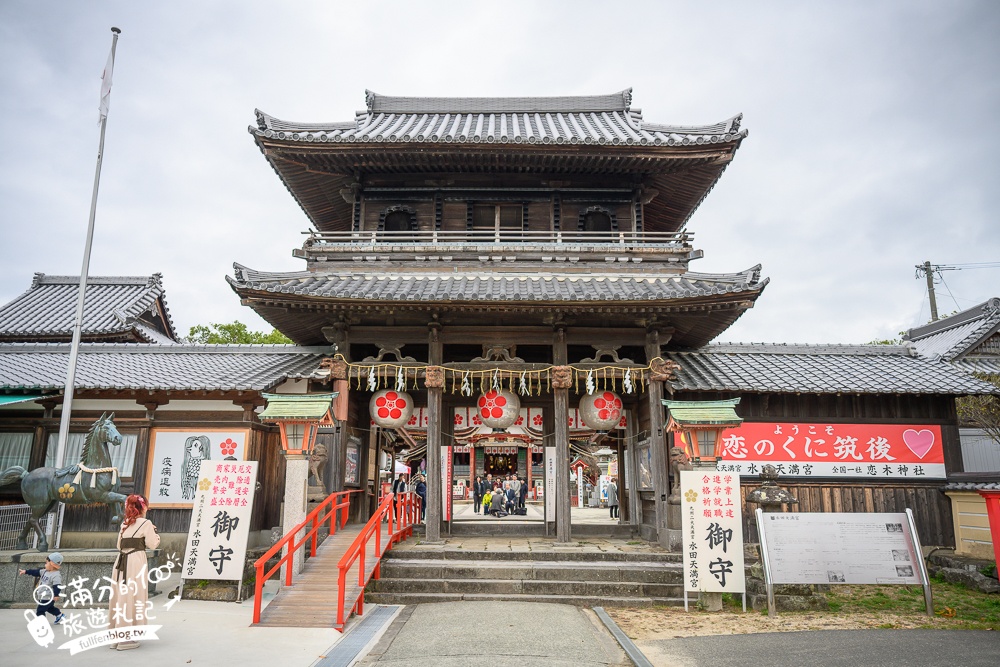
946, 491, 995, 559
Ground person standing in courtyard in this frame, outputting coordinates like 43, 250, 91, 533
608, 479, 619, 520
518, 476, 529, 509
473, 475, 484, 514
108, 494, 160, 650
415, 474, 427, 522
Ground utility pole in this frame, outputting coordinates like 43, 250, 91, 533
915, 260, 939, 321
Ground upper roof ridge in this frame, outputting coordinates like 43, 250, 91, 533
363, 89, 634, 114
31, 274, 153, 286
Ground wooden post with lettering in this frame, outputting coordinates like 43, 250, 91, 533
425, 323, 444, 542
553, 326, 572, 543
626, 407, 641, 526
646, 328, 672, 549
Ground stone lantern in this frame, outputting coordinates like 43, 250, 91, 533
259, 392, 337, 574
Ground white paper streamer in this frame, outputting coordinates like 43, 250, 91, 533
396, 366, 405, 391
624, 368, 634, 394
461, 372, 472, 396
586, 369, 595, 395
519, 371, 529, 396
367, 367, 377, 392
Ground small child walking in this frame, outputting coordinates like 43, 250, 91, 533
19, 552, 65, 624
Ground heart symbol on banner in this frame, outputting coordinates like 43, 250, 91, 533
902, 429, 935, 459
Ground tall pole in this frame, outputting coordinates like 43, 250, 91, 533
923, 260, 939, 322
51, 27, 121, 544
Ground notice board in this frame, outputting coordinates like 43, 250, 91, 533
758, 511, 923, 585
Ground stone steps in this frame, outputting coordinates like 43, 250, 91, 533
368, 552, 685, 607
382, 548, 681, 564
364, 591, 684, 608
380, 558, 682, 583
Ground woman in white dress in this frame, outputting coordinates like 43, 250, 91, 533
108, 494, 160, 650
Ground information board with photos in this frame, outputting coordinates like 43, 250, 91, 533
680, 470, 746, 594
758, 511, 923, 585
182, 460, 258, 581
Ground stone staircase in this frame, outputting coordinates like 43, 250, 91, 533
366, 547, 684, 607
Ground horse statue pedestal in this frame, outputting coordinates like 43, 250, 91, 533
0, 548, 164, 608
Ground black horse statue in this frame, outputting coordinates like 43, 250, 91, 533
0, 412, 126, 551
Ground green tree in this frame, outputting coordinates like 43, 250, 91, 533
957, 372, 1000, 445
187, 321, 292, 344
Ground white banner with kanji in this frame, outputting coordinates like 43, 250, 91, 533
182, 460, 258, 580
680, 470, 746, 594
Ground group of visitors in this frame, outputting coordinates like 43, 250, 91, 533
391, 472, 427, 521
474, 473, 529, 518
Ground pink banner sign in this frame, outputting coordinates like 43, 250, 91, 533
715, 422, 945, 479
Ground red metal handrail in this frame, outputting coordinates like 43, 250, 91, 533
252, 489, 358, 624
334, 491, 421, 631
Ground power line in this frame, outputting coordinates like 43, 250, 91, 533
914, 259, 1000, 321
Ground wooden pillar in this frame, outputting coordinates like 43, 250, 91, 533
646, 329, 671, 549
425, 323, 444, 542
554, 326, 571, 543
331, 326, 350, 495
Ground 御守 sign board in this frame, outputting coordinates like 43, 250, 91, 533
755, 509, 933, 616
182, 460, 258, 581
716, 422, 945, 479
680, 470, 746, 595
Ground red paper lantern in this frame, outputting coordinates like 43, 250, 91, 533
579, 391, 623, 431
476, 389, 520, 429
369, 389, 414, 429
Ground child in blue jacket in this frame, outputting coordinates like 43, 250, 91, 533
19, 552, 65, 624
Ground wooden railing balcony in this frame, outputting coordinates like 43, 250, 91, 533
303, 229, 693, 249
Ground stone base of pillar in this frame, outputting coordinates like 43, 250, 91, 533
667, 528, 682, 551
699, 591, 723, 611
668, 498, 681, 530
282, 455, 310, 576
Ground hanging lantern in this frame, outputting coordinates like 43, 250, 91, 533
369, 389, 414, 429
476, 389, 520, 429
579, 390, 623, 431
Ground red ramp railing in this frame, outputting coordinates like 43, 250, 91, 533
252, 489, 357, 624
335, 491, 420, 631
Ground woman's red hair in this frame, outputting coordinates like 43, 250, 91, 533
122, 494, 148, 529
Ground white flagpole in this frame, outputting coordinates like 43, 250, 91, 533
51, 27, 121, 547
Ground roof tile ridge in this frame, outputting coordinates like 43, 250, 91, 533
946, 311, 1000, 362
689, 342, 912, 355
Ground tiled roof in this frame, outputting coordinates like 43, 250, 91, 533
906, 298, 1000, 362
0, 343, 329, 391
666, 343, 999, 395
228, 264, 767, 304
942, 482, 1000, 491
0, 274, 179, 343
252, 89, 746, 147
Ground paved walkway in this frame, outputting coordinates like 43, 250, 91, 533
7, 596, 1000, 666
637, 629, 1000, 667
356, 601, 628, 666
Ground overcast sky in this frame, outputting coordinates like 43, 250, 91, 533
1, 1, 997, 346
